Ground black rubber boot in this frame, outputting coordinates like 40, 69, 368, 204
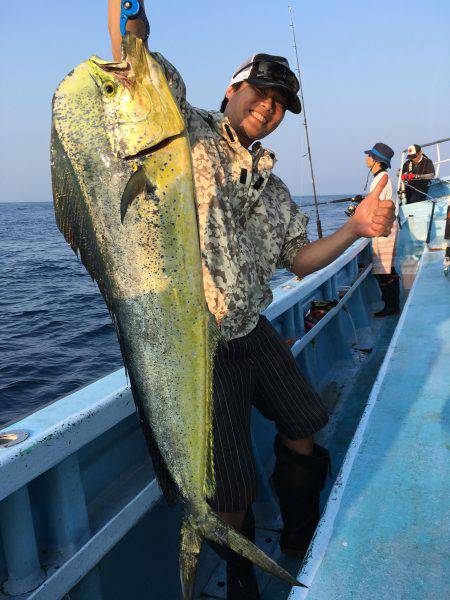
208, 508, 260, 600
272, 435, 330, 558
374, 274, 400, 317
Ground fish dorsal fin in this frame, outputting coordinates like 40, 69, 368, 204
51, 125, 113, 308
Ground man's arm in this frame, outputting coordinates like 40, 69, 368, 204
291, 221, 358, 277
292, 174, 395, 278
108, 0, 148, 61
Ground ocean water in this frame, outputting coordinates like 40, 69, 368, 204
0, 198, 349, 428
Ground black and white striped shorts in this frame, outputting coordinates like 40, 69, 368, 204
209, 315, 328, 513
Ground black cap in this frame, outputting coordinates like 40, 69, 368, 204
229, 53, 302, 114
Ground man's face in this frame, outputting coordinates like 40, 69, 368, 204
365, 155, 376, 169
224, 82, 287, 147
411, 151, 423, 164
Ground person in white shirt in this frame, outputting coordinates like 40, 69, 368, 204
364, 143, 400, 317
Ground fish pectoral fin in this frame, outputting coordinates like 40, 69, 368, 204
120, 167, 156, 224
180, 517, 203, 600
208, 311, 225, 349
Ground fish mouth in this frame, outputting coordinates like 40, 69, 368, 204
89, 56, 132, 81
89, 31, 144, 80
89, 57, 135, 91
90, 57, 131, 72
123, 132, 185, 160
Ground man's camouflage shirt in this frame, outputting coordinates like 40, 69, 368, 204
153, 53, 310, 341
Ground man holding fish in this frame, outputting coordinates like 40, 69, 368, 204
105, 2, 395, 597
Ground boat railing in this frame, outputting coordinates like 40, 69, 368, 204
0, 238, 378, 599
397, 137, 450, 202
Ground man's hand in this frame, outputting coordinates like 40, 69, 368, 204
291, 174, 396, 277
350, 173, 395, 238
401, 173, 415, 181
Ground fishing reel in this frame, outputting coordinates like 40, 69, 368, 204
304, 300, 338, 332
345, 195, 363, 218
345, 205, 356, 218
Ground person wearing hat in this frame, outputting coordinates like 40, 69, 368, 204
401, 144, 435, 204
364, 144, 400, 317
108, 3, 395, 597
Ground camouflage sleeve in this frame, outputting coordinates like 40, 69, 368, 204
151, 52, 191, 117
277, 195, 310, 271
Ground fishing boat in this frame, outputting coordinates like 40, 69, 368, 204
0, 134, 448, 600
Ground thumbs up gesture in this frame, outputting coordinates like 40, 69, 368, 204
351, 174, 395, 238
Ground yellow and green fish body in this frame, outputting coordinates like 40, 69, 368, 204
51, 33, 300, 598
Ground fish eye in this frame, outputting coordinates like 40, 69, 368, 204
102, 81, 116, 96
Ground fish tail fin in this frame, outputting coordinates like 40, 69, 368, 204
180, 517, 203, 600
197, 506, 306, 589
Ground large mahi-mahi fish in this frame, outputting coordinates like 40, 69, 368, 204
50, 33, 300, 597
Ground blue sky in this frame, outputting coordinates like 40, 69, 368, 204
1, 0, 449, 201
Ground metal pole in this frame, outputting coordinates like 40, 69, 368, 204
289, 5, 323, 238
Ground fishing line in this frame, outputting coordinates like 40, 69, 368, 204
363, 167, 372, 192
288, 6, 323, 238
403, 182, 433, 200
343, 304, 359, 348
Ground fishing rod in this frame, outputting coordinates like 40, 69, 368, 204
299, 196, 357, 209
330, 195, 361, 204
288, 6, 323, 238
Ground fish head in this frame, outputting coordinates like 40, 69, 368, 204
87, 33, 185, 159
